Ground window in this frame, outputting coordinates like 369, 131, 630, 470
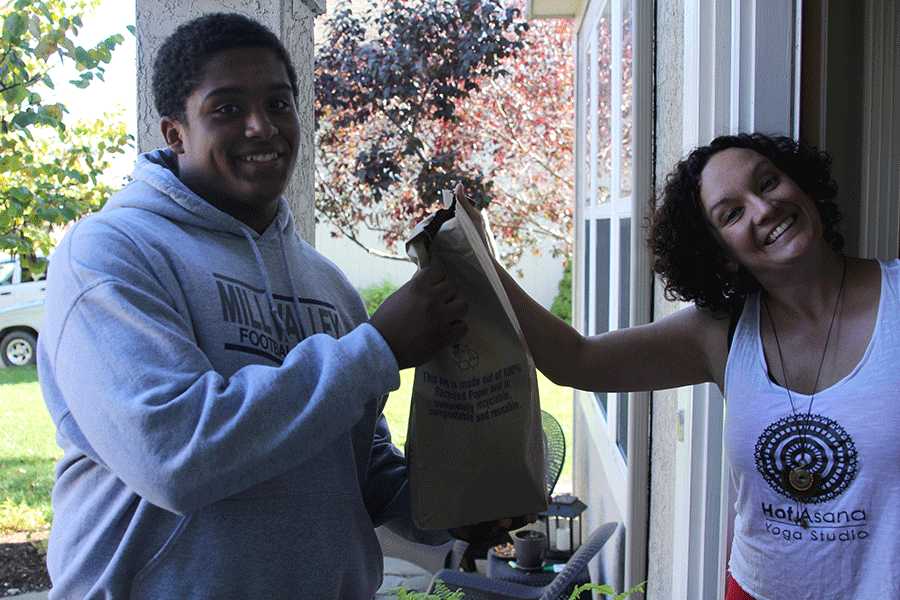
0, 261, 14, 285
580, 0, 635, 459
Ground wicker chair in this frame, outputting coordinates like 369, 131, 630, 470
425, 522, 619, 600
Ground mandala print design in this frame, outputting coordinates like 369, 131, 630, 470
452, 343, 479, 371
754, 413, 858, 504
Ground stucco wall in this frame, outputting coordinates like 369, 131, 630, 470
135, 0, 319, 242
645, 1, 685, 598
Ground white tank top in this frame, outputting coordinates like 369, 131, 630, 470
724, 259, 900, 600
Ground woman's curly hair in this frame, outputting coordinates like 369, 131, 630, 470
648, 132, 844, 314
152, 13, 299, 122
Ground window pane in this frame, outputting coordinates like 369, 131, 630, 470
583, 218, 591, 332
597, 3, 612, 205
619, 217, 631, 326
583, 42, 592, 211
594, 218, 610, 336
617, 392, 629, 453
0, 262, 13, 285
620, 0, 634, 199
593, 217, 610, 414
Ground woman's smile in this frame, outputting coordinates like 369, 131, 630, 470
765, 214, 798, 245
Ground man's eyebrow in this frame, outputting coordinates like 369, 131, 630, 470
202, 82, 294, 101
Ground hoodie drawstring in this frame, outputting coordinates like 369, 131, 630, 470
278, 230, 309, 342
241, 228, 308, 343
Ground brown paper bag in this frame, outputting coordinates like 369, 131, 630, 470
404, 190, 547, 531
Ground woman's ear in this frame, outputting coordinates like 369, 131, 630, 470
160, 117, 185, 154
724, 258, 740, 273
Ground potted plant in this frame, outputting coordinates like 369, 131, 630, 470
512, 529, 547, 570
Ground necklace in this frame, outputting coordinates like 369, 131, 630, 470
763, 255, 847, 526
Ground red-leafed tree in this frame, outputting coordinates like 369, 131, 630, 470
314, 0, 576, 268
448, 16, 574, 267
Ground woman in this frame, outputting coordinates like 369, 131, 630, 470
457, 132, 899, 599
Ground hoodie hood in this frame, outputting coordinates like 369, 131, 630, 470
108, 148, 294, 240
113, 148, 303, 338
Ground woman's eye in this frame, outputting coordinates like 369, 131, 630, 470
215, 104, 239, 115
761, 175, 779, 191
723, 207, 741, 224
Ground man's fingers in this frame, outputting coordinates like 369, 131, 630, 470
424, 265, 446, 285
446, 319, 468, 344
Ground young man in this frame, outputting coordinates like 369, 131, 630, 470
38, 13, 528, 599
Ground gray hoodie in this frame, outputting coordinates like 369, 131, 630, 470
37, 149, 442, 599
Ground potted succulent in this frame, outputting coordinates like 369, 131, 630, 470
512, 529, 547, 570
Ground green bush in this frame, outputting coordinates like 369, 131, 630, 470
551, 259, 572, 324
359, 279, 400, 316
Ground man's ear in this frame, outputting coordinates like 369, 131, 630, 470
160, 117, 185, 154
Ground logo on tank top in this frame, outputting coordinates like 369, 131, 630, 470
754, 413, 858, 503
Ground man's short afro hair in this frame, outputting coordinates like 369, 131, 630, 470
152, 12, 299, 121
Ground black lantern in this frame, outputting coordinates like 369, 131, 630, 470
540, 493, 587, 558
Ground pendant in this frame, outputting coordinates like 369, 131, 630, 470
782, 460, 818, 499
789, 466, 814, 492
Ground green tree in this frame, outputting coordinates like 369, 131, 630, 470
551, 259, 572, 324
0, 0, 133, 266
358, 279, 399, 316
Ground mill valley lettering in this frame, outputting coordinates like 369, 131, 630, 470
215, 274, 343, 362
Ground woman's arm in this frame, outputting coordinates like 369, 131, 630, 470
455, 185, 729, 394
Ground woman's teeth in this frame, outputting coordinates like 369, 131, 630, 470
766, 215, 797, 245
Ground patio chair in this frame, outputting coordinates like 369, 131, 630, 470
425, 522, 619, 600
540, 410, 566, 497
375, 525, 465, 575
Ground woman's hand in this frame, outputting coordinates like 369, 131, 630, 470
454, 183, 491, 250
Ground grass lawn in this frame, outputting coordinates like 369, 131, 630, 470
383, 368, 574, 491
0, 366, 58, 535
0, 364, 575, 535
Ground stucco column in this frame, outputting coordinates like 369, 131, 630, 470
135, 0, 325, 243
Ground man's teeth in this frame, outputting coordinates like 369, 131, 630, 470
766, 215, 797, 244
242, 152, 279, 162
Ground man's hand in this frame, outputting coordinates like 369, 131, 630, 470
448, 514, 540, 547
369, 265, 468, 371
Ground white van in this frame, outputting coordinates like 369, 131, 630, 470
0, 298, 43, 366
0, 255, 48, 310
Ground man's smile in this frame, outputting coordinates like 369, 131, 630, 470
239, 151, 282, 163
